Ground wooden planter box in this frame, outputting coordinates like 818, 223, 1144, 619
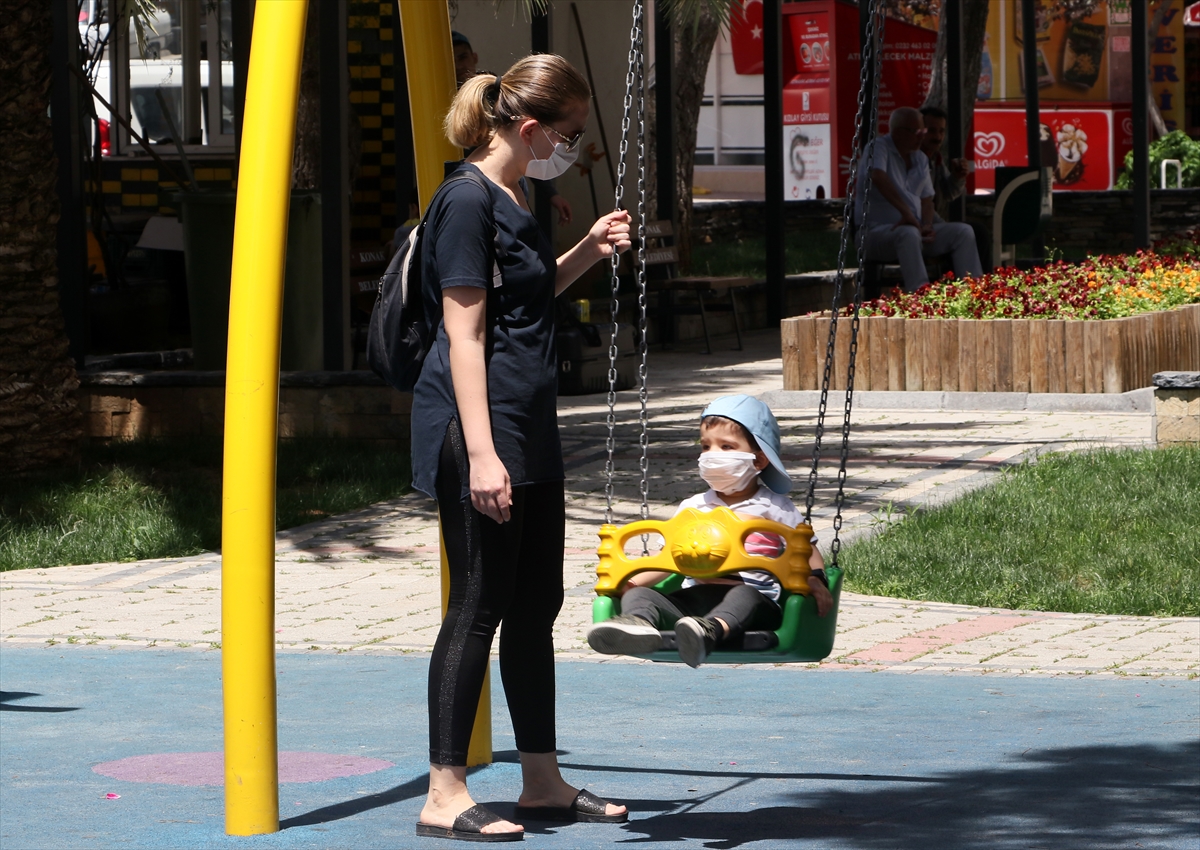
781, 304, 1200, 393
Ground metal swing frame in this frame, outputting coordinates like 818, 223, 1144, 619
591, 0, 888, 664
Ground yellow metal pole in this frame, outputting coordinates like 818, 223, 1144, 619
220, 0, 308, 836
401, 0, 492, 768
398, 1, 461, 212
440, 524, 492, 766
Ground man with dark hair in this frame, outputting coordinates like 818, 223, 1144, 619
452, 31, 479, 87
920, 105, 990, 271
918, 105, 970, 219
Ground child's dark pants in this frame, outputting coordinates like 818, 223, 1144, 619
621, 583, 781, 640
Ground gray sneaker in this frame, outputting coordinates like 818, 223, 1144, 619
587, 615, 662, 655
675, 616, 719, 668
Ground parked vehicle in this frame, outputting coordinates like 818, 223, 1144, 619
92, 58, 234, 151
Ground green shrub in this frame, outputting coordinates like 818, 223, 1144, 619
1115, 130, 1200, 189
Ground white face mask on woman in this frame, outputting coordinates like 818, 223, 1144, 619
698, 451, 759, 494
525, 125, 579, 180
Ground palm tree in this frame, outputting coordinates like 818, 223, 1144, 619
647, 1, 725, 271
0, 0, 84, 474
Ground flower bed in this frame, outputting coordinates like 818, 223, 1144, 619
781, 235, 1200, 394
854, 231, 1199, 321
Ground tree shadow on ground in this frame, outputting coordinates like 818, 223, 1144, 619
610, 741, 1199, 849
0, 691, 79, 713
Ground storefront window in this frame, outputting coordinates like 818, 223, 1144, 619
87, 0, 235, 154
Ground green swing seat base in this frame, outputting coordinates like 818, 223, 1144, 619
591, 567, 843, 664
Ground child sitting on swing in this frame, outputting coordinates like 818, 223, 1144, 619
587, 394, 833, 668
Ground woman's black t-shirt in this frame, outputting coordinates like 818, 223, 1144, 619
410, 163, 562, 500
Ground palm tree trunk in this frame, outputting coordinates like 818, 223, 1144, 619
0, 0, 84, 473
672, 12, 722, 271
922, 1, 990, 154
646, 7, 722, 272
292, 1, 362, 191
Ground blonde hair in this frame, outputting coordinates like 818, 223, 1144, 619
444, 54, 591, 150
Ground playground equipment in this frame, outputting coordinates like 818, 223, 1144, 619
220, 1, 305, 834
219, 0, 460, 835
590, 0, 889, 664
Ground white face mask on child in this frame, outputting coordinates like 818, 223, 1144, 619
698, 451, 759, 494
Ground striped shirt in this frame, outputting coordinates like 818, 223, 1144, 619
674, 487, 816, 603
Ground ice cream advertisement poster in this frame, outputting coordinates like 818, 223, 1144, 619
980, 0, 1186, 134
973, 108, 1114, 191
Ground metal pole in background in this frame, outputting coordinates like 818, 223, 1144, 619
51, 0, 88, 365
945, 0, 965, 223
320, 0, 350, 370
390, 3, 416, 222
532, 9, 554, 240
654, 0, 677, 342
221, 0, 308, 835
1020, 0, 1043, 260
1131, 0, 1150, 249
763, 0, 783, 324
232, 0, 252, 157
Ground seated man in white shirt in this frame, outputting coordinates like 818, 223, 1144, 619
855, 107, 982, 291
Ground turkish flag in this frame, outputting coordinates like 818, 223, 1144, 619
731, 0, 765, 75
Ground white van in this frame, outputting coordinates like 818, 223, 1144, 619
93, 58, 234, 151
85, 0, 234, 153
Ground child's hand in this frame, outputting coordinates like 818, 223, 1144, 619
808, 575, 834, 617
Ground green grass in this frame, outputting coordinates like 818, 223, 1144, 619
0, 438, 411, 571
839, 446, 1200, 617
689, 230, 844, 278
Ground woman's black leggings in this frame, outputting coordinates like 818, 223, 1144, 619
429, 419, 565, 766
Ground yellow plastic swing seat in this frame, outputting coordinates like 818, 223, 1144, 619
592, 507, 841, 664
595, 506, 816, 595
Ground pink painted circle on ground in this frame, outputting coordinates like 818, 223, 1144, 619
92, 752, 394, 786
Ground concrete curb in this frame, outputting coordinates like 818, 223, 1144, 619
759, 387, 1156, 413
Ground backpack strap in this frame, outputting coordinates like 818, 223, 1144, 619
424, 168, 501, 287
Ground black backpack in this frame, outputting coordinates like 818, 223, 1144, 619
367, 170, 492, 391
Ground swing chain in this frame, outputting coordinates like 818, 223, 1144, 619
605, 0, 643, 526
829, 8, 886, 567
635, 13, 650, 527
803, 0, 885, 566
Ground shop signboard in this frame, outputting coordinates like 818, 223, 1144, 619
974, 106, 1116, 191
980, 0, 1186, 133
774, 0, 936, 198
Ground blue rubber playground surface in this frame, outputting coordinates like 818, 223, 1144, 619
2, 647, 1198, 849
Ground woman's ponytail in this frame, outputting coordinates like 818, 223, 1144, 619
444, 74, 498, 149
442, 54, 590, 151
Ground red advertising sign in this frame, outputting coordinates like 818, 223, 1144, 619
790, 10, 831, 72
974, 106, 1115, 190
783, 83, 832, 124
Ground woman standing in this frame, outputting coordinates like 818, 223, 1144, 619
411, 54, 631, 842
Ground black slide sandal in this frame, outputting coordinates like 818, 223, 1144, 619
416, 804, 524, 842
513, 788, 628, 824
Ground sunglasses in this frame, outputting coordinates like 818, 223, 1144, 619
541, 123, 586, 153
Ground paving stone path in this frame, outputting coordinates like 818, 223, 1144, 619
3, 330, 1195, 678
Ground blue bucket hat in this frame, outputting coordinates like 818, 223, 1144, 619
451, 30, 472, 47
701, 394, 791, 494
